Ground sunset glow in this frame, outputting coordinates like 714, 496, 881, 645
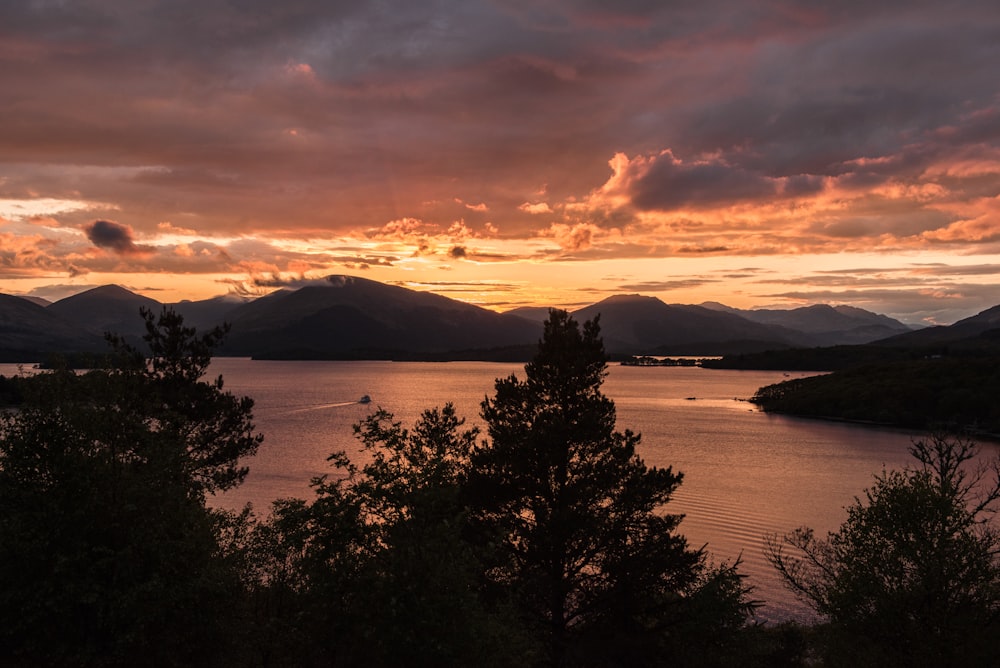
2, 1, 999, 324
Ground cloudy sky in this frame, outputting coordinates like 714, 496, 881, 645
2, 0, 999, 324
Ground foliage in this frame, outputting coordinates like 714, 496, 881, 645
470, 309, 755, 666
0, 307, 261, 666
232, 310, 759, 666
766, 434, 1000, 667
0, 372, 24, 405
2, 304, 844, 665
106, 307, 263, 493
229, 405, 534, 667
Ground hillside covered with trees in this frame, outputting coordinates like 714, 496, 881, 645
751, 357, 1000, 437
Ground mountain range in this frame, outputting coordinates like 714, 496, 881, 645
2, 274, 986, 363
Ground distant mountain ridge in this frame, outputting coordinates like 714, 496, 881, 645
0, 276, 972, 362
571, 295, 807, 355
46, 285, 162, 345
700, 302, 913, 346
219, 276, 540, 358
0, 294, 105, 361
873, 304, 1000, 349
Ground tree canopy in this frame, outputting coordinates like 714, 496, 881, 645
0, 307, 262, 666
470, 310, 754, 666
232, 309, 757, 667
767, 434, 1000, 667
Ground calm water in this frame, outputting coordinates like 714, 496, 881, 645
5, 359, 994, 622
201, 358, 1000, 623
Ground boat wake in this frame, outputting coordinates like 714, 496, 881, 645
286, 401, 363, 414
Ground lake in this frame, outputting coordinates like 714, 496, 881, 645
4, 358, 990, 622
199, 357, 1000, 624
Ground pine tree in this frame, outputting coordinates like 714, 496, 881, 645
470, 310, 751, 666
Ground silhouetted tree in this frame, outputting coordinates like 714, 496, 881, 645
235, 405, 534, 667
470, 310, 754, 667
106, 307, 262, 493
767, 434, 1000, 668
0, 308, 261, 666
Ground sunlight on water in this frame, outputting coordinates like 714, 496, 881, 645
200, 359, 998, 623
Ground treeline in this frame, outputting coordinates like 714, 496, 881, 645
752, 357, 1000, 436
0, 309, 775, 668
2, 309, 998, 667
703, 344, 913, 371
706, 327, 1000, 372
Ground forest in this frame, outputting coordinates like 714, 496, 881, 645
1, 309, 998, 667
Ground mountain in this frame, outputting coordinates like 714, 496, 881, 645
0, 294, 105, 360
571, 295, 805, 355
47, 285, 161, 343
169, 295, 251, 332
873, 304, 1000, 350
1, 277, 961, 362
503, 306, 553, 323
701, 303, 913, 346
220, 275, 542, 358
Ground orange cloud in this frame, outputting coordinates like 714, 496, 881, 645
157, 221, 199, 236
519, 202, 553, 214
922, 196, 1000, 243
542, 223, 600, 252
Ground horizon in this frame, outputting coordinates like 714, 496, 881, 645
2, 2, 999, 326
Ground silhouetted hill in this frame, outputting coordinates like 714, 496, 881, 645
169, 295, 250, 332
47, 285, 161, 343
572, 295, 803, 355
220, 275, 542, 358
0, 294, 105, 361
711, 303, 1000, 370
701, 302, 912, 346
3, 278, 969, 363
504, 306, 553, 323
873, 304, 1000, 350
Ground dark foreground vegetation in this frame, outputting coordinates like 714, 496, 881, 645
768, 433, 1000, 667
1, 309, 998, 667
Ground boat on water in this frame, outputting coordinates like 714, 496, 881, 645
358, 395, 371, 404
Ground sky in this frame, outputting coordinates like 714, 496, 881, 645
1, 0, 999, 325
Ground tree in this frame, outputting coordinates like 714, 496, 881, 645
0, 308, 262, 666
766, 434, 1000, 667
106, 306, 262, 494
469, 310, 754, 667
232, 404, 534, 667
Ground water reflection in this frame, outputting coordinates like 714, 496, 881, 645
208, 360, 999, 622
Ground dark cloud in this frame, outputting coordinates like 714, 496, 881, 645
806, 208, 956, 240
449, 245, 467, 258
4, 1, 996, 233
84, 220, 151, 254
912, 263, 1000, 277
629, 154, 780, 211
3, 0, 1000, 312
